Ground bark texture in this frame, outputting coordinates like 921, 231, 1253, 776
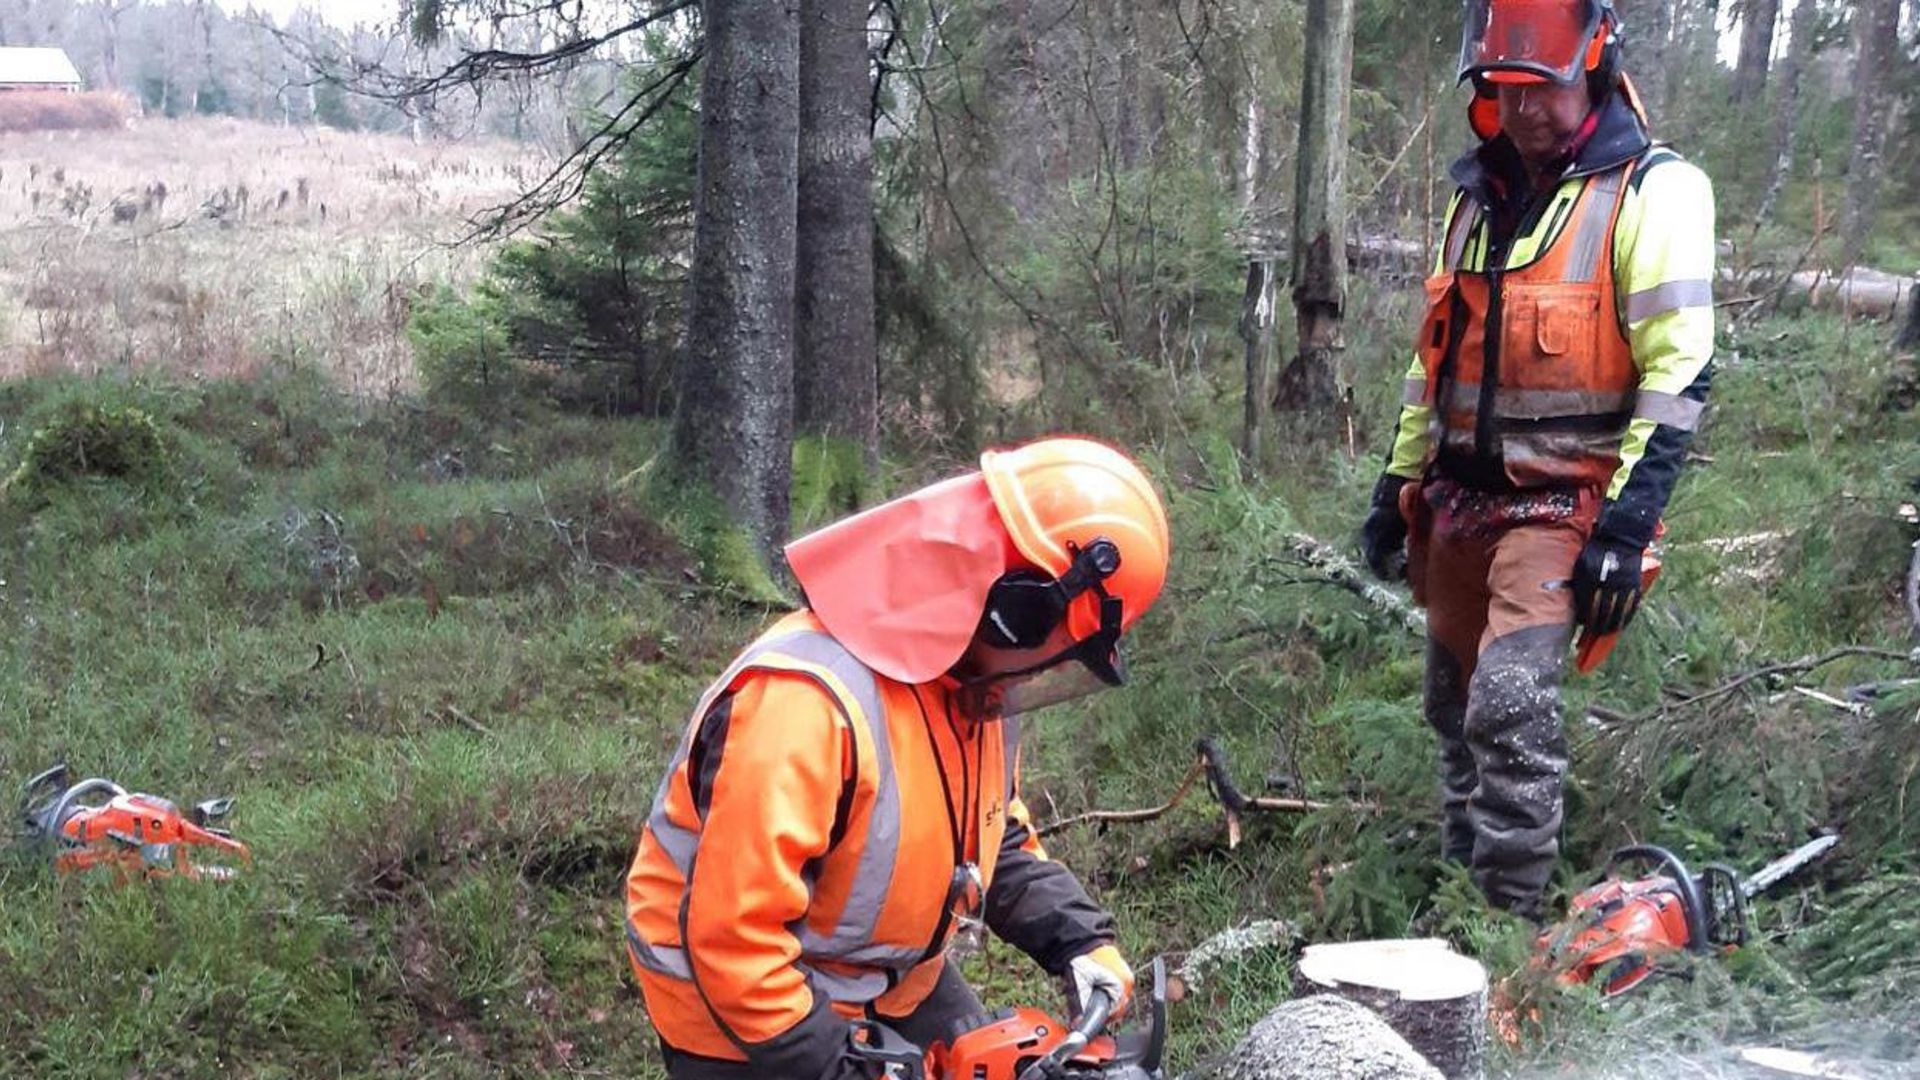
795, 0, 877, 465
1275, 0, 1353, 421
1616, 0, 1676, 123
1754, 0, 1819, 227
675, 0, 801, 565
1839, 0, 1904, 271
1899, 278, 1920, 353
1294, 940, 1489, 1080
1208, 995, 1443, 1080
1731, 0, 1781, 104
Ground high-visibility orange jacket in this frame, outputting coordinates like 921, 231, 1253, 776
624, 612, 1113, 1076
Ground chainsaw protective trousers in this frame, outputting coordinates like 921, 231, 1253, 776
658, 965, 985, 1080
1409, 479, 1599, 918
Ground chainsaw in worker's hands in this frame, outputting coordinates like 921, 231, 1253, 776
19, 764, 252, 881
1538, 834, 1839, 996
850, 958, 1167, 1080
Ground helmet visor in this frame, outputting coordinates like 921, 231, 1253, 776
1458, 0, 1603, 86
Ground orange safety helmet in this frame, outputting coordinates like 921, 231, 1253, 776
786, 437, 1170, 691
1460, 0, 1627, 139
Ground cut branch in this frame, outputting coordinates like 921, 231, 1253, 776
1603, 645, 1918, 724
1038, 737, 1378, 844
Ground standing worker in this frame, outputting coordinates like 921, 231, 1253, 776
624, 437, 1171, 1078
1359, 0, 1715, 918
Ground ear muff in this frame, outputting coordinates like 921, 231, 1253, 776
976, 539, 1122, 651
977, 571, 1069, 650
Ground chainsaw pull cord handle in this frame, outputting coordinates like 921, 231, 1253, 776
1609, 844, 1712, 955
1017, 990, 1113, 1080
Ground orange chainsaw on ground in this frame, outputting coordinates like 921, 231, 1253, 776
19, 764, 252, 881
1537, 835, 1839, 996
849, 960, 1166, 1080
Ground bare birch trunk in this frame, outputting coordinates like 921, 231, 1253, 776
675, 0, 801, 567
1274, 0, 1352, 426
795, 0, 878, 472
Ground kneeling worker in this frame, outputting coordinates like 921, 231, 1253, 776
624, 437, 1172, 1078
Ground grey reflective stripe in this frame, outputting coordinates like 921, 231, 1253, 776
1435, 380, 1630, 421
1563, 167, 1627, 285
1403, 377, 1427, 407
797, 962, 891, 1003
1623, 279, 1713, 323
777, 633, 900, 966
1632, 390, 1707, 431
627, 922, 694, 980
1493, 387, 1634, 419
637, 627, 907, 992
1444, 202, 1481, 272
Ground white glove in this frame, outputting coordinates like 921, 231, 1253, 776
1066, 944, 1134, 1019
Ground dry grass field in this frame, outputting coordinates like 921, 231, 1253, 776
0, 116, 545, 393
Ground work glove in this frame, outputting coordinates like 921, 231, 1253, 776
1359, 473, 1412, 581
1570, 530, 1644, 636
1065, 944, 1134, 1020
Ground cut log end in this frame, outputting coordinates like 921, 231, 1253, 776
1294, 939, 1489, 1080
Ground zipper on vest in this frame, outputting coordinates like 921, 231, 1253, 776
1473, 178, 1568, 474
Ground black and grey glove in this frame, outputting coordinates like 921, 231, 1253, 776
1571, 528, 1644, 636
1359, 473, 1412, 581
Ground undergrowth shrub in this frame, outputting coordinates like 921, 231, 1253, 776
2, 398, 171, 500
407, 285, 540, 414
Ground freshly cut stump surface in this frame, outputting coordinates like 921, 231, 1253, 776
1294, 938, 1489, 1080
1210, 994, 1443, 1080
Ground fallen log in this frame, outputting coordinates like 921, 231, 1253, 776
1294, 939, 1489, 1080
1204, 994, 1444, 1080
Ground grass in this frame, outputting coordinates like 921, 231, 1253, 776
1, 298, 1918, 1077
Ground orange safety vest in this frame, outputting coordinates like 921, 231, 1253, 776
624, 611, 1021, 1061
1417, 160, 1638, 489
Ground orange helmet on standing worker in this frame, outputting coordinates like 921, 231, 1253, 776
1459, 0, 1632, 138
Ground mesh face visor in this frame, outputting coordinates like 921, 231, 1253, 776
960, 595, 1127, 716
1459, 0, 1604, 86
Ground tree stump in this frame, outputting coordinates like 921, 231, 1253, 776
1293, 939, 1488, 1080
1209, 995, 1442, 1080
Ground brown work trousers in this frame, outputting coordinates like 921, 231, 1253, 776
1407, 479, 1599, 918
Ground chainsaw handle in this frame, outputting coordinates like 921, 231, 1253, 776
1015, 990, 1113, 1080
40, 779, 128, 837
1608, 844, 1711, 955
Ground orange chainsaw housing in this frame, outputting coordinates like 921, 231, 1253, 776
1539, 874, 1697, 996
927, 1007, 1119, 1080
53, 792, 251, 882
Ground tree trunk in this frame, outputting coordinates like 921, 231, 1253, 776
1294, 940, 1489, 1080
1839, 0, 1903, 271
1731, 0, 1780, 104
1616, 0, 1676, 123
1899, 278, 1920, 352
1274, 0, 1353, 425
795, 0, 878, 474
675, 0, 801, 567
1207, 995, 1443, 1080
1754, 0, 1819, 227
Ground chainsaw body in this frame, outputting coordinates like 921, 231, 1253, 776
855, 960, 1166, 1080
1540, 842, 1807, 996
20, 765, 250, 882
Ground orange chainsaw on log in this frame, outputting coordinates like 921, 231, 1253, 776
848, 960, 1166, 1080
1537, 835, 1839, 996
19, 764, 252, 881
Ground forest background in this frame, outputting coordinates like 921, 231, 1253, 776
1, 0, 1918, 1075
